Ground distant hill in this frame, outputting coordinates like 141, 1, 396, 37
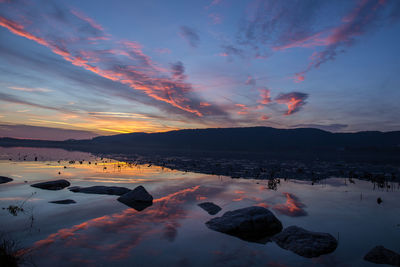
88, 127, 400, 151
1, 127, 399, 154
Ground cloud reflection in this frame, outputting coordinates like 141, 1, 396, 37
273, 192, 307, 217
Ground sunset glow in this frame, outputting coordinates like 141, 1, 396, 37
1, 0, 399, 139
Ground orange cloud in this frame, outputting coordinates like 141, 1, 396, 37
235, 104, 249, 115
275, 92, 308, 115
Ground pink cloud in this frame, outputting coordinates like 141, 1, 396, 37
292, 74, 305, 83
274, 0, 391, 79
235, 103, 249, 115
275, 92, 308, 115
258, 89, 272, 104
0, 7, 207, 117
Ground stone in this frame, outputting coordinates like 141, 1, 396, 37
205, 206, 282, 241
364, 246, 400, 266
49, 199, 76, 204
31, 179, 70, 190
272, 226, 338, 258
0, 176, 13, 184
69, 185, 130, 196
198, 202, 222, 215
117, 185, 153, 211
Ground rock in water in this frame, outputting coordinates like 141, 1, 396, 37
364, 246, 400, 266
69, 186, 130, 196
198, 202, 222, 215
118, 185, 153, 211
49, 199, 76, 204
0, 176, 13, 184
205, 206, 282, 241
272, 226, 338, 258
31, 179, 70, 190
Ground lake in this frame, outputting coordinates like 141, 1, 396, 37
0, 147, 399, 266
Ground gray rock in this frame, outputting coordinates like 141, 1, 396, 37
0, 176, 13, 184
49, 199, 76, 204
272, 226, 338, 258
69, 185, 130, 196
117, 185, 153, 211
205, 206, 282, 241
364, 246, 400, 266
198, 202, 221, 215
31, 179, 70, 190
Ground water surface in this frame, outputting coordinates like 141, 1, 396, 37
0, 147, 399, 266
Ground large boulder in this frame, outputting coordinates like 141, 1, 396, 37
49, 199, 76, 204
198, 202, 221, 215
31, 179, 70, 190
205, 206, 282, 241
0, 176, 13, 184
272, 226, 338, 258
69, 186, 130, 196
117, 185, 153, 211
364, 246, 400, 266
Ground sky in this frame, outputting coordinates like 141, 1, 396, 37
0, 0, 400, 140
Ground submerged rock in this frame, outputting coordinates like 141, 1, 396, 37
198, 202, 221, 215
31, 179, 70, 190
0, 176, 13, 184
49, 199, 76, 204
117, 185, 153, 211
69, 185, 130, 196
364, 246, 400, 266
205, 206, 282, 241
272, 226, 338, 258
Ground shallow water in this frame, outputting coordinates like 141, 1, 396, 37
0, 147, 399, 266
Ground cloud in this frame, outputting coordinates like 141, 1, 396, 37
0, 1, 221, 118
275, 92, 308, 115
8, 86, 52, 92
258, 88, 272, 104
179, 26, 200, 47
220, 45, 244, 59
245, 75, 256, 86
0, 92, 67, 113
70, 9, 104, 32
293, 74, 305, 83
205, 0, 223, 9
237, 0, 324, 57
235, 103, 249, 115
170, 61, 186, 81
235, 0, 400, 77
290, 0, 399, 77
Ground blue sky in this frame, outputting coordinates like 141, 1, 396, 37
0, 0, 399, 139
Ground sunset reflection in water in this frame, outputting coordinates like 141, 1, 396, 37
0, 148, 400, 266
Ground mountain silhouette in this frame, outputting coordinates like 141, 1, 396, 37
0, 127, 399, 157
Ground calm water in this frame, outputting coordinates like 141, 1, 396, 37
0, 147, 399, 267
